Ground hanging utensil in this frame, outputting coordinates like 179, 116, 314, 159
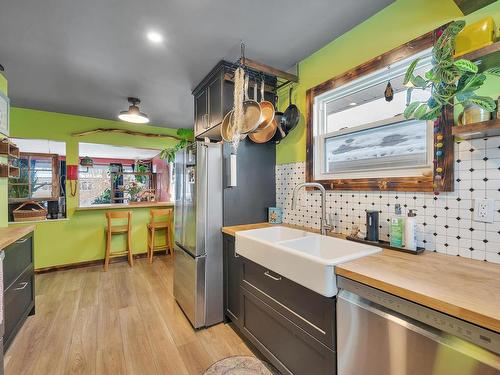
240, 76, 262, 134
256, 78, 275, 130
282, 85, 300, 134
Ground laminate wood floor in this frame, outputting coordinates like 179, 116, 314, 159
4, 256, 253, 375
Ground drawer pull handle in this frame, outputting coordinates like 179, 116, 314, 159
264, 271, 281, 281
13, 282, 28, 291
15, 238, 29, 244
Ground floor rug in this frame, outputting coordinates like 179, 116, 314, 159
203, 355, 279, 375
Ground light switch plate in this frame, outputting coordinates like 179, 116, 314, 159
473, 198, 494, 223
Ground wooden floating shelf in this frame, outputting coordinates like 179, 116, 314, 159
458, 40, 500, 61
0, 163, 8, 178
452, 118, 500, 140
457, 41, 500, 73
8, 166, 20, 179
0, 140, 20, 159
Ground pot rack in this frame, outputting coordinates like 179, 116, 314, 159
227, 43, 299, 91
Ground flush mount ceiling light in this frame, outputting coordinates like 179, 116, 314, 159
118, 97, 150, 124
146, 30, 164, 44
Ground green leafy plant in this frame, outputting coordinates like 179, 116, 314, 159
121, 181, 144, 202
160, 128, 194, 163
134, 163, 149, 184
92, 188, 111, 204
404, 20, 499, 121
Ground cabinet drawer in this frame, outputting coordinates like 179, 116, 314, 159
241, 257, 335, 349
4, 268, 35, 347
242, 288, 336, 375
4, 235, 33, 289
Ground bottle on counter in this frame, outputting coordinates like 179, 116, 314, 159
405, 209, 418, 251
390, 204, 404, 248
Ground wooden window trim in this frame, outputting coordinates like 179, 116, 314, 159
9, 152, 60, 201
305, 25, 454, 192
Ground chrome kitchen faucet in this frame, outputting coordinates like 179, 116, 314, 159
291, 182, 333, 235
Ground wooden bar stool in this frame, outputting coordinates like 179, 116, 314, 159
147, 208, 173, 263
104, 211, 133, 271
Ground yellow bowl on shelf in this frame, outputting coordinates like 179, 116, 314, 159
455, 17, 496, 57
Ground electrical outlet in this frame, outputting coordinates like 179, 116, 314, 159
473, 198, 494, 223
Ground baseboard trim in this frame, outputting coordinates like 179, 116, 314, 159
35, 250, 169, 274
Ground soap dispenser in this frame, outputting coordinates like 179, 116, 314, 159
390, 204, 404, 248
405, 209, 418, 251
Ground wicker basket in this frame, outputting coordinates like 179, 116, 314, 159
13, 201, 47, 222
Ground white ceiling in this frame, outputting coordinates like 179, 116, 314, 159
79, 143, 161, 160
0, 0, 393, 128
13, 138, 161, 160
13, 138, 66, 155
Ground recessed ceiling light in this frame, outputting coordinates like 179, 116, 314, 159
118, 97, 149, 124
349, 102, 357, 106
146, 31, 164, 44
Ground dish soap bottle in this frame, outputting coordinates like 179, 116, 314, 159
405, 209, 417, 251
390, 204, 404, 248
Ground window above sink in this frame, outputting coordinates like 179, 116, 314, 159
306, 26, 455, 192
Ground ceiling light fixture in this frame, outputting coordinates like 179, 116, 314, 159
118, 97, 150, 124
146, 31, 164, 44
349, 102, 357, 106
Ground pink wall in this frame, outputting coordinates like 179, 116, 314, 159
152, 154, 170, 202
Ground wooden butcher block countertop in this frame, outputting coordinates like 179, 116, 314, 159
0, 225, 35, 250
222, 222, 500, 333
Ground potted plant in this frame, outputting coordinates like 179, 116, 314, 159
160, 128, 194, 163
403, 20, 499, 121
121, 181, 144, 203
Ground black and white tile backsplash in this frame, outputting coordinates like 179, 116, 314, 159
276, 137, 500, 264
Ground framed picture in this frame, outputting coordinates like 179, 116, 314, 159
0, 91, 10, 137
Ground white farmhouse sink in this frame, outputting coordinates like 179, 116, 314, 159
236, 226, 380, 297
239, 226, 314, 243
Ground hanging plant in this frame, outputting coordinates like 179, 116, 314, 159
403, 20, 499, 121
160, 128, 194, 163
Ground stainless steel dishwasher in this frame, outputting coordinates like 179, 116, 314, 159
337, 277, 500, 375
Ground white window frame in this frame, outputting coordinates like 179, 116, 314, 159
312, 48, 434, 181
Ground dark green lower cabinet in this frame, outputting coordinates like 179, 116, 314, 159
223, 235, 242, 326
223, 236, 336, 375
241, 288, 336, 375
3, 233, 35, 352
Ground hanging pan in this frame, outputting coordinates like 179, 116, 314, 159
282, 85, 300, 134
249, 117, 277, 143
221, 110, 234, 142
256, 78, 275, 130
240, 76, 262, 134
269, 111, 286, 144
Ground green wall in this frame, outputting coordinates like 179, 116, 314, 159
8, 108, 178, 269
276, 0, 500, 164
0, 73, 8, 228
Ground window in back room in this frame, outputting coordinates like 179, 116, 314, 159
7, 138, 67, 221
77, 143, 174, 207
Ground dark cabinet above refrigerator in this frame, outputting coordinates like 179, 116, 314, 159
192, 61, 277, 140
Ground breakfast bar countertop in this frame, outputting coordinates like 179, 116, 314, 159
75, 201, 174, 212
222, 222, 500, 333
0, 225, 35, 250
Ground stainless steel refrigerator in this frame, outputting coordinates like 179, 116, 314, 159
173, 142, 223, 328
